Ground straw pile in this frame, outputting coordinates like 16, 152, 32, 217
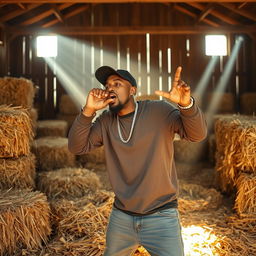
235, 173, 256, 215
174, 139, 207, 163
0, 77, 35, 108
57, 113, 77, 131
37, 168, 102, 199
0, 153, 35, 189
136, 94, 160, 101
0, 189, 51, 255
178, 181, 222, 213
59, 94, 80, 115
175, 162, 203, 180
215, 115, 256, 192
32, 136, 75, 171
36, 120, 68, 138
77, 146, 105, 165
28, 108, 38, 133
240, 92, 256, 115
207, 92, 235, 113
46, 190, 114, 256
0, 105, 33, 158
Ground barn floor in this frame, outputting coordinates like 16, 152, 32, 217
15, 161, 255, 256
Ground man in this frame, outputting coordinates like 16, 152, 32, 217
68, 65, 207, 256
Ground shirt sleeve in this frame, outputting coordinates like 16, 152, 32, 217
164, 99, 207, 142
68, 112, 103, 155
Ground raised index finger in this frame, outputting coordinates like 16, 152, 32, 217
173, 66, 182, 87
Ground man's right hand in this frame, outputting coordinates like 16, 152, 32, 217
82, 88, 114, 117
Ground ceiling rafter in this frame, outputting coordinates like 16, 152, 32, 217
8, 25, 256, 36
19, 3, 73, 25
42, 4, 89, 28
197, 3, 215, 23
187, 2, 239, 25
219, 3, 256, 22
0, 4, 41, 22
173, 3, 220, 27
51, 4, 65, 22
17, 3, 26, 9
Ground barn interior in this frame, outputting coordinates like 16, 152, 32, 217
0, 1, 256, 255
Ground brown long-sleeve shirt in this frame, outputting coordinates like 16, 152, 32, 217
68, 99, 207, 214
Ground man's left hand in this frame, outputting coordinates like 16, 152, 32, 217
155, 66, 191, 107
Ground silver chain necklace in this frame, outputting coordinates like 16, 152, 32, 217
117, 102, 138, 144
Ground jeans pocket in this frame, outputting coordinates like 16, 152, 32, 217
156, 208, 178, 218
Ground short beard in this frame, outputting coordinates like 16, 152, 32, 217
109, 102, 124, 114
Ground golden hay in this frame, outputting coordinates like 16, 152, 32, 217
36, 120, 68, 138
57, 113, 77, 131
0, 153, 35, 189
0, 105, 33, 158
28, 108, 38, 133
59, 94, 80, 115
77, 146, 105, 165
240, 93, 256, 115
135, 94, 160, 101
215, 115, 256, 191
0, 77, 35, 108
174, 139, 207, 163
37, 168, 102, 199
0, 189, 51, 256
178, 181, 222, 213
206, 92, 235, 113
32, 136, 76, 171
234, 173, 256, 215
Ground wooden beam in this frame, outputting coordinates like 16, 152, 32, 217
188, 2, 239, 25
219, 3, 256, 22
42, 4, 89, 28
173, 4, 220, 27
197, 3, 215, 23
51, 4, 64, 22
19, 3, 73, 25
7, 25, 256, 36
1, 0, 256, 3
0, 4, 41, 22
17, 3, 26, 9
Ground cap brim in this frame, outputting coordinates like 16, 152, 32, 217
95, 66, 120, 86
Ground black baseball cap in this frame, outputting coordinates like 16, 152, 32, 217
95, 66, 137, 87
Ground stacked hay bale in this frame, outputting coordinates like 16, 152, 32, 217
32, 136, 76, 171
240, 92, 256, 115
57, 94, 79, 130
36, 120, 68, 138
215, 115, 256, 215
0, 105, 51, 255
0, 77, 38, 131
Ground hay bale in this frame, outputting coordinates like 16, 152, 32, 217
0, 189, 51, 255
235, 173, 256, 215
206, 92, 235, 113
136, 94, 160, 101
36, 120, 68, 138
240, 93, 256, 115
0, 153, 35, 189
77, 146, 105, 165
178, 181, 222, 213
174, 139, 207, 163
0, 77, 35, 108
215, 115, 256, 191
37, 168, 102, 199
59, 94, 79, 115
28, 108, 38, 133
0, 105, 33, 158
208, 133, 216, 164
32, 137, 75, 171
57, 113, 77, 131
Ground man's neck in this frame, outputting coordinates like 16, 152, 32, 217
118, 100, 136, 116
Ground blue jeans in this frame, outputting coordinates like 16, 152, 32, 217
104, 207, 184, 256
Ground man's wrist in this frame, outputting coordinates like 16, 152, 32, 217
178, 97, 194, 109
81, 106, 96, 117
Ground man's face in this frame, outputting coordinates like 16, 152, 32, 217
105, 75, 136, 113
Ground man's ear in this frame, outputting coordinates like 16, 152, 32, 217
130, 86, 137, 96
